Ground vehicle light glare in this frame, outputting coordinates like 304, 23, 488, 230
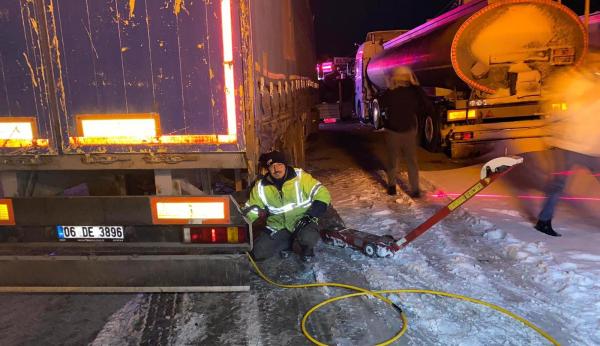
0, 199, 15, 225
0, 204, 9, 221
321, 62, 333, 73
81, 118, 158, 137
221, 0, 237, 137
447, 109, 466, 121
551, 103, 568, 111
0, 122, 34, 140
156, 202, 225, 220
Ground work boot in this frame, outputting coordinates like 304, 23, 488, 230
300, 247, 315, 263
534, 219, 561, 237
387, 185, 397, 196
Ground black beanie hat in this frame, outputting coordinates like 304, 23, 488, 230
259, 150, 287, 167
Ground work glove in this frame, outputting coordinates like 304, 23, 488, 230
293, 214, 318, 234
306, 200, 328, 219
242, 205, 268, 219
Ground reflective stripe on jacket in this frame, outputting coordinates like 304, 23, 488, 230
244, 168, 331, 232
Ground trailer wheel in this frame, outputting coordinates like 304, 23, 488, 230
364, 243, 376, 257
423, 107, 442, 152
371, 100, 384, 130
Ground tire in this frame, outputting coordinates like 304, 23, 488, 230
371, 99, 384, 130
422, 105, 443, 152
364, 243, 376, 257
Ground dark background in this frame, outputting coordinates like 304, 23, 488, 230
311, 0, 600, 59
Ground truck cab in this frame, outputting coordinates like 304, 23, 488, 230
354, 30, 406, 128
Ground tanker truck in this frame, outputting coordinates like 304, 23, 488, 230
0, 0, 318, 292
355, 0, 588, 158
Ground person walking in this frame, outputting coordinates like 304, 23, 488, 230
244, 150, 331, 261
535, 55, 600, 236
378, 66, 435, 197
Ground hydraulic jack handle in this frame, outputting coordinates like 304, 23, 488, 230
391, 156, 523, 252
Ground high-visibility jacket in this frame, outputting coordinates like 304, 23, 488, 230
245, 167, 331, 233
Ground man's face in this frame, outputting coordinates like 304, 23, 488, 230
268, 162, 286, 179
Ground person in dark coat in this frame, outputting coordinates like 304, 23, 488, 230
378, 67, 435, 197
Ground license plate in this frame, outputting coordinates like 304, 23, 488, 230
57, 226, 124, 241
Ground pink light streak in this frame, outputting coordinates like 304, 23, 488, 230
552, 170, 600, 177
430, 190, 600, 202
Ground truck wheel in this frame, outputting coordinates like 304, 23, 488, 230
364, 243, 376, 257
422, 109, 442, 152
371, 100, 384, 130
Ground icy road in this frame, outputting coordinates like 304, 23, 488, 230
0, 122, 599, 345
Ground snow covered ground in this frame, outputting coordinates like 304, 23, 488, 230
310, 164, 600, 345
421, 151, 600, 276
89, 123, 599, 345
1, 122, 598, 345
298, 123, 600, 345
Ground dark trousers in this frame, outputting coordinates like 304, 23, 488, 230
538, 148, 600, 221
384, 129, 420, 194
251, 222, 320, 260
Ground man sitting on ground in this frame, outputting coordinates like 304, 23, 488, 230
244, 150, 331, 262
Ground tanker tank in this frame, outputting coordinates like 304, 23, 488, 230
366, 0, 588, 97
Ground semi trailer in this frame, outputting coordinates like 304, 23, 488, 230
355, 0, 588, 158
0, 0, 319, 292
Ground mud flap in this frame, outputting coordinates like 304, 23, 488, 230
0, 254, 249, 293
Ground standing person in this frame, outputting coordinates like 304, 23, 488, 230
244, 150, 331, 262
535, 55, 600, 236
378, 66, 435, 197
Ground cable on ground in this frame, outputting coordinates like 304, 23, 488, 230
246, 252, 560, 346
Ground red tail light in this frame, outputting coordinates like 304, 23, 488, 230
187, 226, 248, 244
321, 62, 333, 73
452, 131, 474, 140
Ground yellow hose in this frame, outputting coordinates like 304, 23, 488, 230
246, 253, 560, 346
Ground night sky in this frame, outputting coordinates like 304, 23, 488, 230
311, 0, 600, 59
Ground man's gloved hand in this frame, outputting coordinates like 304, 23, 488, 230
242, 205, 269, 220
257, 209, 268, 219
293, 214, 318, 234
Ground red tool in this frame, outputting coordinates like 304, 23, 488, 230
321, 156, 523, 257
